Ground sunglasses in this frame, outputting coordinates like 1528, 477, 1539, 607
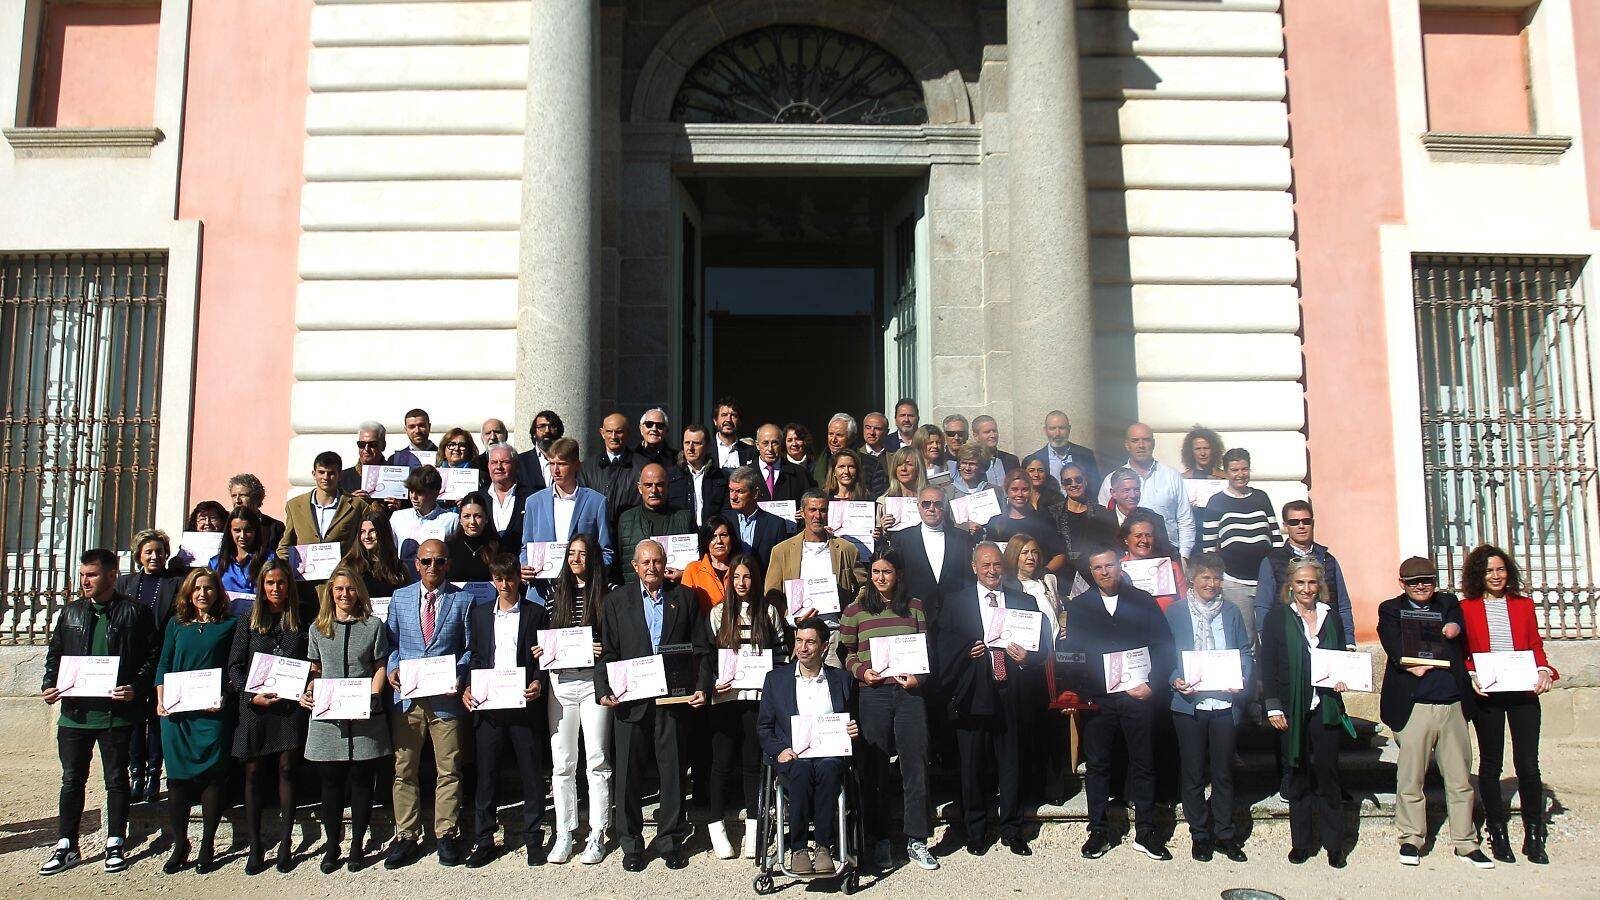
918, 500, 943, 509
1403, 577, 1436, 587
356, 440, 381, 450
1061, 476, 1085, 485
416, 558, 446, 567
1285, 517, 1314, 527
945, 430, 967, 438
642, 421, 665, 430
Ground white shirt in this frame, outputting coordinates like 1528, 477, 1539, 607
977, 585, 1004, 637
716, 435, 743, 470
921, 524, 946, 582
1019, 577, 1058, 636
1267, 604, 1329, 717
794, 666, 834, 716
688, 463, 710, 525
552, 482, 578, 542
800, 540, 832, 580
1097, 458, 1197, 556
759, 460, 783, 491
535, 449, 553, 487
489, 484, 518, 535
390, 506, 460, 552
310, 492, 341, 540
1100, 592, 1119, 617
492, 603, 519, 670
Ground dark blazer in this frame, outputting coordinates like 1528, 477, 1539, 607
754, 460, 813, 505
1025, 443, 1101, 495
1060, 584, 1176, 701
1377, 591, 1475, 731
580, 452, 639, 535
1164, 599, 1255, 723
468, 598, 551, 721
714, 438, 758, 470
668, 463, 728, 527
1258, 600, 1348, 720
886, 524, 975, 627
934, 582, 1048, 718
594, 581, 712, 723
755, 661, 853, 762
720, 506, 789, 571
485, 481, 536, 554
258, 513, 286, 558
993, 449, 1023, 477
115, 570, 181, 630
513, 449, 549, 494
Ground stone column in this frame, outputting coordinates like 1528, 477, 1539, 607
516, 0, 599, 450
1006, 0, 1096, 447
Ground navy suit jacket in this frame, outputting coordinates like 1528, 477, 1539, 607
756, 661, 853, 762
721, 506, 789, 571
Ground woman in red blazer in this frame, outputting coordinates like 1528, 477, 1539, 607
1458, 545, 1558, 865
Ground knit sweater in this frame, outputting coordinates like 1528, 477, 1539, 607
838, 596, 927, 681
1198, 488, 1282, 582
615, 504, 695, 582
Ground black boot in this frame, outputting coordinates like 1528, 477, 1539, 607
1523, 820, 1548, 865
1486, 822, 1515, 863
130, 768, 148, 804
244, 844, 268, 875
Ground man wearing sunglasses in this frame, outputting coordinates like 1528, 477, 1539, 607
1251, 499, 1355, 648
632, 407, 677, 470
886, 485, 977, 629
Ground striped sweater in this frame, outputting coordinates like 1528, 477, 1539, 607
1198, 488, 1282, 582
839, 597, 927, 681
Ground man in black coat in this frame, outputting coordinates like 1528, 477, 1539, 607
595, 540, 711, 872
934, 542, 1048, 857
721, 466, 789, 570
669, 424, 727, 528
1024, 410, 1100, 498
514, 410, 562, 493
581, 413, 640, 538
1062, 547, 1177, 862
886, 485, 976, 627
483, 444, 536, 555
752, 423, 813, 511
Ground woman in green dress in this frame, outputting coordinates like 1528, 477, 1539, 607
156, 568, 236, 874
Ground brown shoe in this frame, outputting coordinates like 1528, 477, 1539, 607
811, 846, 836, 875
788, 848, 814, 874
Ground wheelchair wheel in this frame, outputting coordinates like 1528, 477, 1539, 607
754, 874, 775, 895
843, 871, 859, 895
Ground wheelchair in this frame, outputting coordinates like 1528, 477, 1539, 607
751, 754, 862, 895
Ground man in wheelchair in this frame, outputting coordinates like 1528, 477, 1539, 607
756, 619, 858, 876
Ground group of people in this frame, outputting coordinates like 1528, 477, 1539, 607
37, 398, 1558, 880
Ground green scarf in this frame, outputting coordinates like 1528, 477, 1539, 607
1283, 603, 1357, 767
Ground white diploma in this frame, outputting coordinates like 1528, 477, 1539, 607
1182, 649, 1244, 692
1185, 478, 1227, 508
717, 648, 773, 691
1309, 648, 1373, 692
370, 597, 391, 622
537, 626, 595, 670
784, 576, 841, 616
950, 490, 1002, 526
312, 677, 371, 720
869, 634, 931, 677
360, 464, 411, 500
410, 450, 438, 467
55, 655, 119, 698
438, 468, 480, 502
985, 608, 1043, 652
878, 496, 920, 531
1121, 557, 1178, 596
1104, 646, 1153, 693
792, 713, 853, 758
470, 667, 527, 710
290, 542, 341, 581
177, 530, 223, 565
225, 591, 255, 611
1473, 651, 1540, 693
398, 655, 458, 699
162, 668, 223, 714
525, 541, 567, 579
758, 500, 797, 520
827, 500, 877, 552
245, 652, 311, 698
657, 533, 700, 570
606, 655, 668, 702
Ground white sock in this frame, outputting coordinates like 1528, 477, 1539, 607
55, 838, 72, 850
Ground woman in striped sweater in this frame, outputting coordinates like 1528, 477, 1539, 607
1198, 448, 1283, 636
838, 549, 939, 872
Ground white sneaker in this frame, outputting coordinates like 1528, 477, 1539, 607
907, 839, 940, 870
548, 832, 576, 864
579, 836, 606, 865
39, 840, 80, 876
741, 823, 758, 859
709, 821, 735, 859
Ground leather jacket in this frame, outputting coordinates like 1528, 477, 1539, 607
43, 593, 161, 705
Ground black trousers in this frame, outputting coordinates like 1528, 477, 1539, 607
778, 757, 848, 847
473, 712, 548, 845
1172, 708, 1238, 841
857, 683, 930, 841
1282, 719, 1344, 854
58, 725, 132, 842
127, 703, 162, 779
613, 704, 687, 855
708, 700, 760, 817
1472, 692, 1543, 825
953, 700, 1024, 843
318, 759, 377, 852
1081, 694, 1157, 839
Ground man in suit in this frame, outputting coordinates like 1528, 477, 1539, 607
934, 542, 1048, 857
884, 398, 919, 451
388, 408, 439, 468
763, 491, 868, 666
595, 540, 710, 872
1065, 547, 1177, 861
521, 437, 614, 587
1025, 410, 1100, 495
722, 466, 788, 571
514, 409, 562, 493
713, 398, 757, 471
886, 486, 975, 624
755, 619, 859, 876
463, 555, 551, 868
669, 424, 727, 528
972, 415, 1022, 484
483, 444, 534, 554
280, 451, 368, 613
754, 423, 812, 518
339, 420, 402, 510
859, 412, 892, 469
581, 412, 639, 538
383, 539, 474, 869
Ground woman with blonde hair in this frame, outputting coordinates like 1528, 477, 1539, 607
822, 447, 867, 501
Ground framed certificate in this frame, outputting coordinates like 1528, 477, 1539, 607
1048, 649, 1097, 706
398, 655, 458, 699
163, 668, 223, 714
470, 667, 527, 710
868, 634, 930, 677
537, 626, 595, 670
525, 541, 568, 579
1103, 646, 1152, 693
607, 655, 668, 703
1398, 607, 1449, 667
312, 678, 371, 720
1182, 649, 1244, 692
245, 652, 311, 698
656, 642, 700, 704
55, 655, 119, 698
792, 713, 853, 758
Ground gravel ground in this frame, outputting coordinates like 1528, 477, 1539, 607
2, 746, 1596, 899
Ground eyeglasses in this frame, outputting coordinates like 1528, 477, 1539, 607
356, 441, 381, 450
1061, 476, 1085, 485
416, 558, 446, 567
1403, 577, 1436, 587
642, 421, 665, 430
918, 500, 943, 509
945, 430, 966, 439
1285, 517, 1314, 527
445, 442, 469, 450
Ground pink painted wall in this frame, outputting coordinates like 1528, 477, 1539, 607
1420, 11, 1530, 134
177, 0, 311, 514
1574, 1, 1600, 228
1283, 1, 1407, 640
30, 3, 160, 127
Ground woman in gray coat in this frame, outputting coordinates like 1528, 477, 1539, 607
299, 566, 391, 873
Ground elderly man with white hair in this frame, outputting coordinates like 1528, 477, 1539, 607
483, 442, 535, 553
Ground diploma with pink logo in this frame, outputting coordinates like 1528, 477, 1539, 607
1185, 479, 1227, 508
1103, 646, 1152, 693
868, 634, 930, 677
877, 496, 919, 531
716, 648, 773, 691
438, 468, 481, 502
525, 541, 568, 579
163, 668, 223, 714
1309, 648, 1373, 692
470, 667, 527, 710
757, 500, 797, 520
55, 655, 119, 698
950, 490, 1002, 526
784, 576, 841, 616
398, 655, 458, 699
360, 464, 410, 500
311, 678, 370, 720
657, 534, 700, 571
827, 500, 877, 552
1121, 557, 1178, 596
537, 626, 595, 670
1181, 649, 1244, 692
791, 713, 853, 758
606, 655, 668, 702
984, 608, 1043, 652
290, 542, 341, 581
246, 652, 311, 698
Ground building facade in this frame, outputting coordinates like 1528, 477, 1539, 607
1, 0, 1598, 641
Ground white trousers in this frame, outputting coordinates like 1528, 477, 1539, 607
546, 669, 614, 836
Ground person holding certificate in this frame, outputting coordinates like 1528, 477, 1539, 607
542, 534, 613, 865
1121, 511, 1185, 611
522, 436, 615, 584
935, 543, 1049, 857
756, 619, 858, 876
1459, 544, 1559, 865
616, 463, 695, 583
912, 425, 951, 486
881, 447, 928, 505
116, 529, 182, 805
226, 557, 310, 874
984, 469, 1068, 574
1259, 556, 1356, 868
822, 447, 869, 503
39, 548, 159, 877
209, 505, 270, 608
1377, 557, 1491, 869
156, 569, 237, 874
435, 427, 482, 509
463, 555, 550, 868
1003, 534, 1067, 805
383, 539, 474, 869
279, 451, 367, 614
681, 518, 737, 612
839, 550, 938, 872
943, 442, 999, 513
444, 492, 498, 582
1164, 553, 1253, 863
596, 540, 711, 872
340, 508, 414, 600
705, 552, 791, 859
764, 491, 869, 667
1062, 548, 1176, 861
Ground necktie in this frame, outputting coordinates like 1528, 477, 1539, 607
764, 465, 776, 496
988, 592, 1007, 683
422, 591, 437, 646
